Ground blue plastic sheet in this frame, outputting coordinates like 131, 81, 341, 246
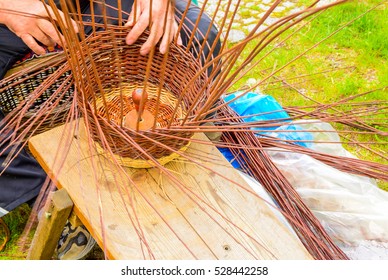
220, 91, 313, 167
223, 91, 290, 130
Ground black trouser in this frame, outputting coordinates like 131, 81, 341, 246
0, 25, 47, 217
0, 0, 220, 216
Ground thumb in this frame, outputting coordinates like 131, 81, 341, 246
125, 12, 134, 27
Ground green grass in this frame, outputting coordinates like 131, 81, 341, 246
228, 1, 387, 189
232, 1, 388, 96
0, 204, 32, 260
307, 1, 388, 60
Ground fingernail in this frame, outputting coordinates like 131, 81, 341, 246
178, 37, 183, 46
71, 20, 79, 32
140, 47, 148, 55
159, 46, 166, 54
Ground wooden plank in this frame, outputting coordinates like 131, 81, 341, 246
28, 119, 312, 260
27, 189, 73, 260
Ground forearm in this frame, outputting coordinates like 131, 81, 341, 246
0, 0, 7, 24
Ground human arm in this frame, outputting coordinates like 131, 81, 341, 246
125, 0, 182, 55
0, 0, 78, 55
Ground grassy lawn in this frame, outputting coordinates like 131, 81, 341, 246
229, 0, 387, 187
1, 204, 31, 259
232, 1, 387, 105
1, 0, 387, 259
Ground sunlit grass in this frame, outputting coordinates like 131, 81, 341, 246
0, 204, 31, 260
227, 1, 387, 189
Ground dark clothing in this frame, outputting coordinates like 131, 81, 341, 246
0, 26, 47, 217
0, 111, 47, 216
0, 25, 30, 82
0, 0, 220, 216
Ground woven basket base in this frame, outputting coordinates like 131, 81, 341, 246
95, 140, 191, 169
94, 81, 185, 129
92, 81, 191, 168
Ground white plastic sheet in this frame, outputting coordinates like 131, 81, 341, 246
264, 120, 388, 259
222, 90, 388, 259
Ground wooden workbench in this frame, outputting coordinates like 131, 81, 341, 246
28, 119, 311, 260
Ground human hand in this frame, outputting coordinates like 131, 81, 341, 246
125, 0, 183, 55
0, 0, 78, 55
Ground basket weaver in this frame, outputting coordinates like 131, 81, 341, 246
72, 27, 209, 168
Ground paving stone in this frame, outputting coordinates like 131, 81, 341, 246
199, 0, 302, 42
245, 24, 259, 33
226, 29, 246, 43
242, 18, 257, 25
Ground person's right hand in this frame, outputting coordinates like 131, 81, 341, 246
125, 0, 182, 55
0, 0, 78, 55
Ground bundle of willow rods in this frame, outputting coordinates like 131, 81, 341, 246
217, 104, 349, 260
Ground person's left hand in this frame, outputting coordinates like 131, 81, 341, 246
0, 0, 79, 55
125, 0, 182, 55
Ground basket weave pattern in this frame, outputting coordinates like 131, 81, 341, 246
0, 54, 74, 135
75, 27, 209, 161
0, 27, 209, 166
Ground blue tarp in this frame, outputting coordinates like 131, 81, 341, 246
220, 91, 313, 168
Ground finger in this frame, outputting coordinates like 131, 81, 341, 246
141, 22, 164, 55
29, 24, 55, 47
66, 17, 79, 33
177, 33, 183, 46
125, 13, 149, 45
159, 18, 175, 54
126, 13, 134, 27
34, 32, 55, 48
37, 19, 65, 47
125, 4, 141, 27
46, 6, 79, 33
20, 34, 46, 55
125, 6, 136, 27
170, 15, 182, 46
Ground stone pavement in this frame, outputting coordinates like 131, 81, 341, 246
198, 0, 335, 42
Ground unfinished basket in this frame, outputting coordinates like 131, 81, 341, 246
73, 27, 210, 168
0, 53, 73, 135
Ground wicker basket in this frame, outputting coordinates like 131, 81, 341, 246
0, 28, 209, 168
73, 27, 210, 167
0, 53, 74, 135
